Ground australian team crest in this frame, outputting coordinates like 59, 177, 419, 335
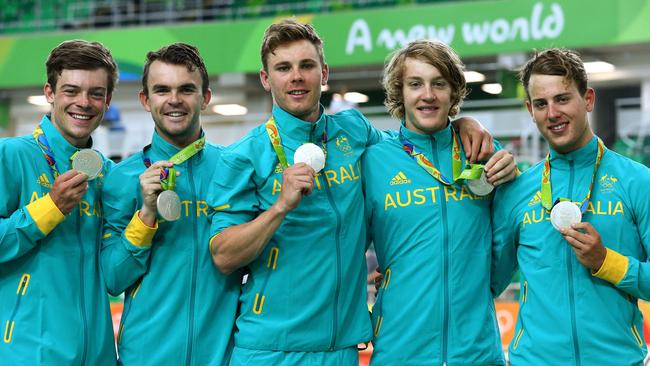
599, 174, 617, 193
335, 135, 353, 156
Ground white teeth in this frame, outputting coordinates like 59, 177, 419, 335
551, 123, 567, 131
70, 113, 91, 120
166, 112, 185, 117
288, 91, 307, 95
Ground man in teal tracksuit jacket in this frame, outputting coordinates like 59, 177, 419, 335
101, 44, 240, 365
491, 48, 650, 365
363, 40, 517, 366
208, 20, 498, 365
0, 40, 117, 365
210, 102, 383, 364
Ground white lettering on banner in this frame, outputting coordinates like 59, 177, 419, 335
345, 2, 564, 55
463, 3, 564, 44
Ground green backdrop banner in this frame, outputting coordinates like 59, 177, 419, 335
1, 0, 649, 88
0, 100, 9, 130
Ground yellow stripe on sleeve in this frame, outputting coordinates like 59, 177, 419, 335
124, 211, 158, 248
592, 248, 629, 285
25, 193, 65, 235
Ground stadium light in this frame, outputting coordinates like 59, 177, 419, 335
343, 92, 368, 103
27, 95, 49, 106
481, 83, 503, 95
213, 104, 248, 116
584, 61, 615, 74
464, 71, 486, 83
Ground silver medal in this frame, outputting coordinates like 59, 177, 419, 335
294, 143, 326, 172
71, 149, 103, 180
550, 201, 582, 231
157, 190, 181, 221
466, 170, 494, 196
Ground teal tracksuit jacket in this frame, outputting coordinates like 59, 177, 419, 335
491, 136, 650, 365
0, 115, 116, 365
101, 131, 241, 366
209, 105, 384, 354
363, 124, 504, 366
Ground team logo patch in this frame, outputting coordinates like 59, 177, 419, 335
390, 171, 411, 185
274, 163, 284, 174
528, 190, 542, 206
599, 174, 617, 193
37, 173, 52, 189
335, 135, 353, 156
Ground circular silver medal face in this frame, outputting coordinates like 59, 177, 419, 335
157, 190, 181, 222
466, 170, 494, 196
71, 149, 103, 180
294, 143, 325, 172
550, 201, 582, 231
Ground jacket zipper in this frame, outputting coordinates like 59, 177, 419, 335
566, 160, 581, 366
77, 208, 89, 365
185, 158, 198, 365
432, 137, 450, 365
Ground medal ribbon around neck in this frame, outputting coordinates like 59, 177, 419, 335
540, 138, 606, 213
399, 127, 482, 185
33, 125, 62, 178
264, 116, 327, 170
142, 136, 206, 191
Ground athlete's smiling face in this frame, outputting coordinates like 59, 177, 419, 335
44, 68, 111, 147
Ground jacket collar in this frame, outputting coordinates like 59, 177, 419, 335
549, 135, 599, 168
40, 115, 90, 171
146, 130, 204, 165
271, 104, 327, 150
398, 119, 453, 152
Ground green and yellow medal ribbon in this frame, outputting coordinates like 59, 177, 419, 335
265, 116, 327, 171
540, 138, 605, 212
148, 136, 205, 191
399, 127, 483, 185
32, 125, 61, 178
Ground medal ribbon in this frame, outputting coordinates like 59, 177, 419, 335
143, 136, 206, 191
400, 127, 482, 185
32, 125, 62, 178
264, 116, 327, 170
540, 138, 605, 212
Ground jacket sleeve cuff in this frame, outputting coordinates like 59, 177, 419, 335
25, 193, 65, 235
125, 211, 158, 248
592, 248, 629, 285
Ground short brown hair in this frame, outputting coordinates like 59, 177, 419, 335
383, 40, 467, 120
142, 43, 209, 96
46, 40, 118, 95
260, 18, 324, 71
519, 48, 588, 100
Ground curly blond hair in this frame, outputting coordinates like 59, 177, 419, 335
382, 40, 467, 120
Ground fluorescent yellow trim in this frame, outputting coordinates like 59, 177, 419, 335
374, 316, 383, 336
522, 281, 528, 302
592, 248, 629, 285
382, 268, 392, 289
102, 233, 112, 239
267, 247, 279, 269
209, 233, 221, 255
213, 204, 230, 211
513, 328, 524, 349
16, 274, 30, 296
25, 193, 64, 235
131, 281, 142, 299
4, 320, 14, 343
632, 326, 643, 347
253, 293, 265, 315
117, 323, 124, 344
124, 211, 158, 248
